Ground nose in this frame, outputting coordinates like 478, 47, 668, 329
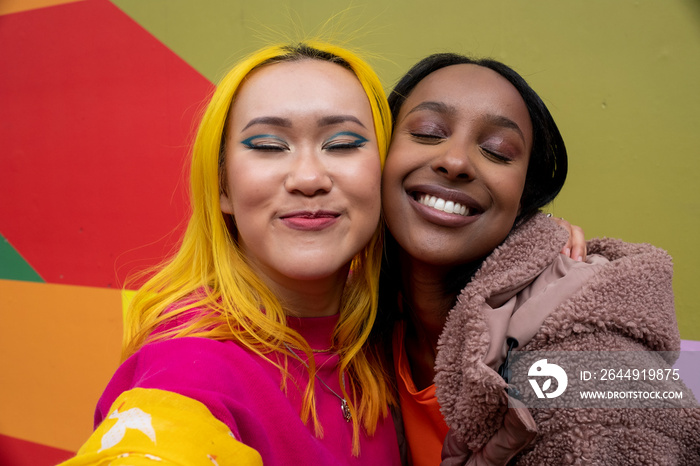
284, 150, 332, 196
431, 143, 476, 181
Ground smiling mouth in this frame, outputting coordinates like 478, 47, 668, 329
415, 194, 479, 217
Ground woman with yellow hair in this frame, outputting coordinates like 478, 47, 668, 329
61, 41, 400, 465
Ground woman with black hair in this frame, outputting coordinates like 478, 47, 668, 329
379, 53, 700, 465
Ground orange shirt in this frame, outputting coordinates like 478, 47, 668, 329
393, 323, 450, 466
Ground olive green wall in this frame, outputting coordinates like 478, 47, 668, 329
112, 0, 700, 339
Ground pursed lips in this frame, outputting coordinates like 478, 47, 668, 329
279, 210, 341, 231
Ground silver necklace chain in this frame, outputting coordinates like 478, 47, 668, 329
282, 342, 352, 422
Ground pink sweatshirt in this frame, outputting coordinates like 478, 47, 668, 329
95, 314, 401, 465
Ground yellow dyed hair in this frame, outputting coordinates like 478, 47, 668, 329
122, 40, 392, 455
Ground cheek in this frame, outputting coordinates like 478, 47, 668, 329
381, 151, 415, 233
514, 170, 529, 207
509, 177, 528, 210
334, 155, 382, 230
490, 166, 528, 211
355, 157, 383, 217
381, 153, 406, 204
224, 160, 274, 219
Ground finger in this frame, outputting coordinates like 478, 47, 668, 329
549, 216, 574, 257
569, 225, 587, 261
476, 398, 538, 465
548, 216, 587, 261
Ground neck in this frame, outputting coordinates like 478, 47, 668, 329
253, 264, 350, 318
398, 252, 481, 390
279, 280, 345, 318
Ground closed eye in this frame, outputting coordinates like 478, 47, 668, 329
480, 146, 512, 163
241, 134, 289, 151
322, 132, 368, 152
409, 132, 445, 145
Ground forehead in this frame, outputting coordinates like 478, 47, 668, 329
230, 59, 370, 120
401, 64, 532, 137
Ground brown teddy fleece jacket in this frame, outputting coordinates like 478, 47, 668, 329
434, 213, 700, 465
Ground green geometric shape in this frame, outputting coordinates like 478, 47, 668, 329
109, 0, 386, 85
0, 234, 44, 283
110, 0, 247, 83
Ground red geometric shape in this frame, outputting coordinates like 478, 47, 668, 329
0, 434, 75, 466
0, 0, 213, 288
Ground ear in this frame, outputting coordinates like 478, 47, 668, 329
220, 192, 234, 215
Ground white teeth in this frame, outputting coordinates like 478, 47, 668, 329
418, 194, 472, 217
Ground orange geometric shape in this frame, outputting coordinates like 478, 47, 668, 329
0, 279, 123, 452
0, 0, 83, 16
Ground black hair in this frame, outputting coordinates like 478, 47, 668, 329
375, 53, 568, 337
388, 53, 567, 222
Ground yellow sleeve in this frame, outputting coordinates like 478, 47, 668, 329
59, 388, 263, 466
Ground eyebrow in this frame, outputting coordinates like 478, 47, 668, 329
483, 114, 526, 142
318, 115, 366, 128
241, 114, 366, 132
241, 116, 292, 131
405, 100, 525, 142
404, 101, 457, 118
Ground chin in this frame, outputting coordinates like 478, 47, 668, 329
281, 261, 351, 281
400, 237, 490, 268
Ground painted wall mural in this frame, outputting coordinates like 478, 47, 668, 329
1, 1, 212, 463
1, 0, 698, 464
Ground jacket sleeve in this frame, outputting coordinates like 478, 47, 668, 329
438, 224, 700, 465
441, 396, 537, 466
508, 237, 700, 465
512, 333, 700, 466
59, 388, 263, 466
